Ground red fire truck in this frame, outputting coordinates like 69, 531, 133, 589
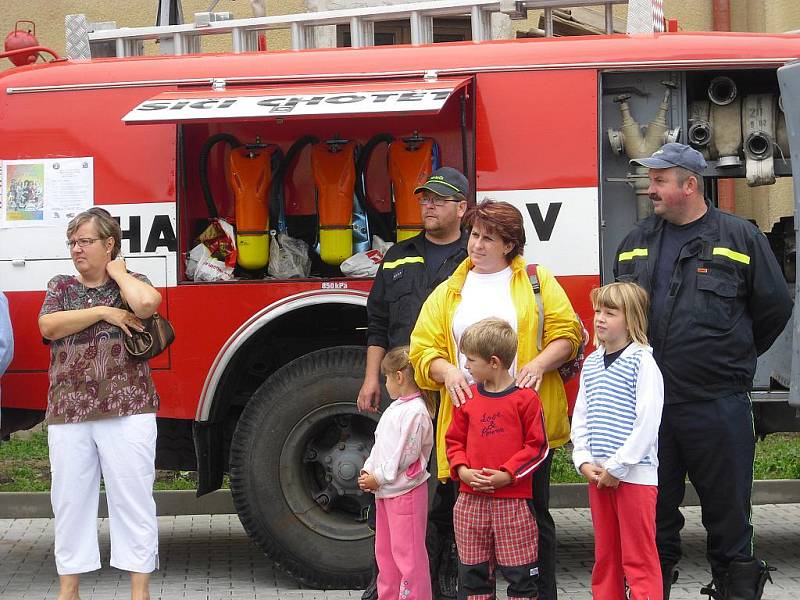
1, 7, 799, 588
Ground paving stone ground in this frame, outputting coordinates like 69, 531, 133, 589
0, 504, 798, 599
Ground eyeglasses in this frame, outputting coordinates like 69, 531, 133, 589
418, 195, 463, 206
66, 238, 100, 249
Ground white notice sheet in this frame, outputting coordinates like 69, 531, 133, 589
0, 157, 93, 228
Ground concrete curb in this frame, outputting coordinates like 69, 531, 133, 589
548, 479, 800, 508
0, 489, 235, 519
1, 481, 798, 519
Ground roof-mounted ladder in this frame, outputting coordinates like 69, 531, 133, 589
65, 0, 655, 59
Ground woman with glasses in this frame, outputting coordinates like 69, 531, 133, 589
38, 207, 162, 600
409, 200, 582, 600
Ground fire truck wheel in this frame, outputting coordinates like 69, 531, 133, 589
229, 345, 383, 589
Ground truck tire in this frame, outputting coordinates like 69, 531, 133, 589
229, 345, 382, 588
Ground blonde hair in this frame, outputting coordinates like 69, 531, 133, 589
66, 207, 122, 259
590, 282, 650, 346
459, 317, 517, 369
381, 346, 435, 417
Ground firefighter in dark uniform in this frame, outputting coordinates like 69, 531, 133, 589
614, 143, 793, 600
358, 166, 469, 600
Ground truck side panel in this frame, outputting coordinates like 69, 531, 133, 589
475, 70, 599, 190
475, 70, 601, 403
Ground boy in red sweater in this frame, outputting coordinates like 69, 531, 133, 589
445, 317, 549, 600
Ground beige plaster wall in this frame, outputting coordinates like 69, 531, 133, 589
0, 0, 304, 58
4, 1, 800, 57
0, 1, 725, 53
663, 0, 713, 31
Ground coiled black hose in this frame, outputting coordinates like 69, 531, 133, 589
198, 133, 242, 219
355, 133, 395, 242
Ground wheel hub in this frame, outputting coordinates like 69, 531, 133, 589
279, 402, 378, 540
311, 438, 370, 510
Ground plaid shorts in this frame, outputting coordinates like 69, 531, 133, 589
453, 493, 538, 567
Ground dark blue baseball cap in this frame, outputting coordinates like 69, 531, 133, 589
630, 142, 707, 175
414, 166, 469, 198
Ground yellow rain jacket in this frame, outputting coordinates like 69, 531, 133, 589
409, 255, 582, 482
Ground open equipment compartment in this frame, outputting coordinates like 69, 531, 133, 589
124, 77, 476, 282
599, 66, 795, 405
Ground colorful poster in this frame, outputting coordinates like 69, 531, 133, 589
0, 157, 93, 228
6, 163, 45, 222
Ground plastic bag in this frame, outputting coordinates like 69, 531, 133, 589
268, 232, 311, 278
340, 236, 394, 277
195, 252, 235, 281
185, 219, 237, 282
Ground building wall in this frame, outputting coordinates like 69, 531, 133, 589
6, 0, 800, 57
0, 1, 304, 57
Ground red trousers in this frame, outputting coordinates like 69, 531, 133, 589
588, 482, 662, 600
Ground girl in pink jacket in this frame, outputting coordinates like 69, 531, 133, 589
358, 346, 435, 600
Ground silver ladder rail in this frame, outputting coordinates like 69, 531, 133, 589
70, 0, 630, 58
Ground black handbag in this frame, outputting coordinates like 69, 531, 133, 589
122, 303, 175, 361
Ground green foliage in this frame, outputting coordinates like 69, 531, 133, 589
0, 430, 51, 492
550, 446, 584, 484
0, 464, 51, 492
0, 430, 48, 461
0, 429, 796, 491
154, 471, 199, 491
754, 433, 800, 480
550, 434, 800, 484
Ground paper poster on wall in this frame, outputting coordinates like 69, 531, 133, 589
0, 157, 93, 227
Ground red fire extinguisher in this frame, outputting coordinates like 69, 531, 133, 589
4, 21, 40, 67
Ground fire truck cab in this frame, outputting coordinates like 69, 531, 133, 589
1, 14, 799, 587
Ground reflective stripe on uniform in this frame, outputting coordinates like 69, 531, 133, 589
382, 256, 425, 269
618, 248, 648, 262
712, 247, 751, 265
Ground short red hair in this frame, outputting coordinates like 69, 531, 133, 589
464, 200, 526, 262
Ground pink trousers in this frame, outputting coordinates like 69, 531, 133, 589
375, 483, 431, 600
588, 482, 662, 600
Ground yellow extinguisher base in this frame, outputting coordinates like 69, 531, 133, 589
237, 234, 270, 270
319, 229, 353, 266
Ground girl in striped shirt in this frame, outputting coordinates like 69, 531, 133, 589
571, 282, 664, 600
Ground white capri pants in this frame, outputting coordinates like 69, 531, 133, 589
48, 412, 159, 575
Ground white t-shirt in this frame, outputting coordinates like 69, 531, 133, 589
452, 266, 518, 383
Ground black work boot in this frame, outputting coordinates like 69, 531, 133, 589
699, 577, 726, 600
361, 557, 379, 600
725, 558, 774, 600
661, 564, 678, 600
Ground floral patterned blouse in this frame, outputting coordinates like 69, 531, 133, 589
39, 274, 160, 425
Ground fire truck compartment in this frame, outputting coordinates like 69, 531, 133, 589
146, 77, 475, 282
600, 67, 796, 417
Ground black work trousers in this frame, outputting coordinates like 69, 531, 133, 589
656, 392, 756, 581
529, 449, 557, 600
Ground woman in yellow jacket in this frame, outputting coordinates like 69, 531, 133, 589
409, 200, 581, 600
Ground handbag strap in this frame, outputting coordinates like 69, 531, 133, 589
526, 263, 544, 352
